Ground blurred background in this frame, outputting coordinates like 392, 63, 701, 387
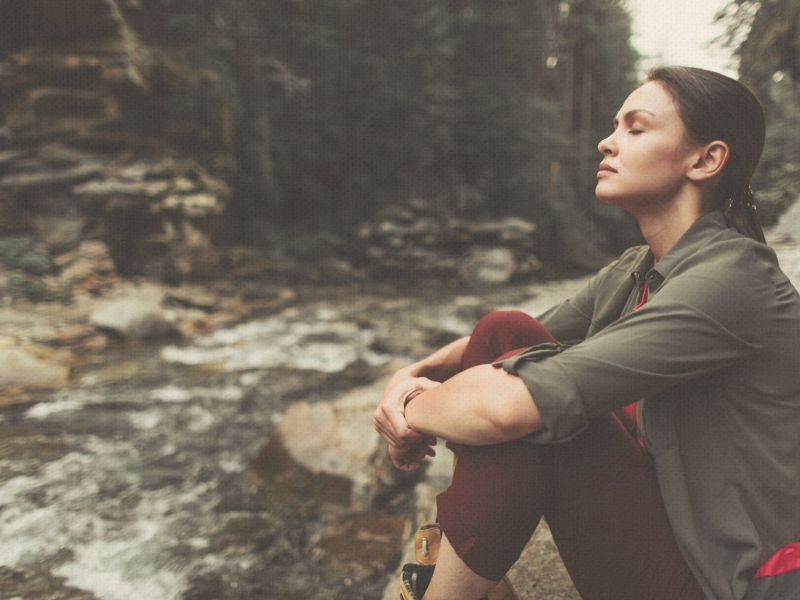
0, 1, 798, 599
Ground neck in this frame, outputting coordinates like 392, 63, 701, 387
628, 192, 706, 263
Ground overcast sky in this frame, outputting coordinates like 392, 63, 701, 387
625, 0, 737, 78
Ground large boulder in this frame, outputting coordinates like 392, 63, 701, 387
271, 377, 386, 501
0, 346, 69, 389
89, 285, 177, 339
458, 246, 518, 286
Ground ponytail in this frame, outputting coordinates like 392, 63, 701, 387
647, 67, 768, 245
723, 184, 766, 244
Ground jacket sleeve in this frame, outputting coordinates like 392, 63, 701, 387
495, 273, 764, 443
534, 255, 623, 346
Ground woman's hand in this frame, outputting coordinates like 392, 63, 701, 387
388, 436, 437, 471
374, 368, 440, 448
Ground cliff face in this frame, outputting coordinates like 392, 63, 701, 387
0, 0, 233, 283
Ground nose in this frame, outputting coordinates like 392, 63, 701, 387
597, 131, 616, 156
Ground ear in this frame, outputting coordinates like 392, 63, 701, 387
686, 140, 729, 183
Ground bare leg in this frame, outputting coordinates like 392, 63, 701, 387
423, 533, 497, 600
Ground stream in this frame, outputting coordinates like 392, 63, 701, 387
1, 206, 798, 600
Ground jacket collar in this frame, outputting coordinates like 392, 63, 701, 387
631, 210, 729, 294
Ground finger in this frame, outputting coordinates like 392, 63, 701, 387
375, 410, 405, 446
375, 421, 400, 446
418, 377, 441, 390
374, 419, 401, 447
384, 405, 418, 443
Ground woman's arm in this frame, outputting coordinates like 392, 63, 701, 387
404, 364, 541, 445
374, 335, 469, 449
401, 335, 470, 382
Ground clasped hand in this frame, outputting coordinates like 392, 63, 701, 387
374, 370, 440, 471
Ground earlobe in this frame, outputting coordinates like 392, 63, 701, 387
688, 140, 729, 182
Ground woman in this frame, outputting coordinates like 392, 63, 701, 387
374, 66, 800, 600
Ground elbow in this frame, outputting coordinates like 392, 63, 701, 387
483, 397, 539, 443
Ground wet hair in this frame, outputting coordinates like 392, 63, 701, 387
647, 66, 767, 243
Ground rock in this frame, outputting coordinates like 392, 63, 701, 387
45, 323, 97, 347
0, 192, 27, 234
164, 285, 219, 311
0, 385, 30, 407
0, 162, 103, 191
73, 178, 170, 199
31, 211, 87, 253
55, 239, 116, 286
36, 142, 99, 166
461, 217, 538, 243
0, 565, 97, 600
89, 286, 178, 339
0, 346, 69, 389
458, 246, 517, 286
507, 522, 581, 600
0, 149, 25, 168
161, 192, 223, 217
169, 221, 221, 279
28, 87, 117, 120
356, 199, 541, 284
273, 377, 386, 501
316, 514, 409, 581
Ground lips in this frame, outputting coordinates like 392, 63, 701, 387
598, 163, 617, 173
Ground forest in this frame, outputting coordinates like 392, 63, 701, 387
0, 0, 797, 289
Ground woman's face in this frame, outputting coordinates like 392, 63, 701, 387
595, 81, 697, 209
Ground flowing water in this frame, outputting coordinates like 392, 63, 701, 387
1, 212, 798, 600
0, 282, 567, 600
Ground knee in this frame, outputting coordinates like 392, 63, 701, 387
469, 310, 556, 353
472, 310, 533, 338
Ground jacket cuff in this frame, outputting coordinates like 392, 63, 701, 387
493, 343, 589, 443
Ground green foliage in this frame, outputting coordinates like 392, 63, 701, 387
0, 236, 51, 274
716, 0, 800, 222
249, 1, 638, 235
752, 76, 800, 224
122, 1, 640, 253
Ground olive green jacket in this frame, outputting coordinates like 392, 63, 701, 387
496, 210, 800, 599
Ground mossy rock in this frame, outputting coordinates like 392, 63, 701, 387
0, 236, 52, 274
1, 272, 57, 302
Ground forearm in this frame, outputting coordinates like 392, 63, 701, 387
404, 335, 470, 382
404, 364, 541, 445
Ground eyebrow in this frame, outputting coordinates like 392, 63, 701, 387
612, 108, 656, 128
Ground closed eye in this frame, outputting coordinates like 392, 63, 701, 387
628, 129, 643, 135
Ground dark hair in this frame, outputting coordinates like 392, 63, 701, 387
647, 66, 767, 243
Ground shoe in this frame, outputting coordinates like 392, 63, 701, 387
399, 524, 518, 600
400, 563, 434, 600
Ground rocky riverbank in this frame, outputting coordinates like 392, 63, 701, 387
0, 259, 593, 599
0, 206, 798, 599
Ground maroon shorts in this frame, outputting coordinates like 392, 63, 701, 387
435, 310, 705, 600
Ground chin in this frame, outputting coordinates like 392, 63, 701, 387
594, 186, 619, 205
594, 189, 640, 214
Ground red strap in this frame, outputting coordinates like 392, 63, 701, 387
622, 279, 651, 448
633, 279, 650, 312
754, 543, 800, 579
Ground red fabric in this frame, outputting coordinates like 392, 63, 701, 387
622, 279, 651, 448
437, 310, 705, 597
754, 543, 800, 579
464, 309, 800, 586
